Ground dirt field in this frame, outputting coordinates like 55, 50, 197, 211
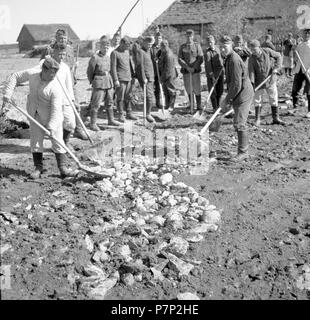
1, 57, 310, 300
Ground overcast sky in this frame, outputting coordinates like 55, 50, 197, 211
0, 0, 175, 44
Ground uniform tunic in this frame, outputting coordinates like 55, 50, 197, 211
4, 68, 65, 153
224, 51, 254, 131
87, 52, 114, 111
151, 44, 162, 106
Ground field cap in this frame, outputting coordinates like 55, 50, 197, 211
43, 56, 60, 70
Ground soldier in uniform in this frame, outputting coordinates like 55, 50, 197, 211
204, 35, 224, 111
219, 36, 254, 162
233, 35, 251, 64
2, 57, 76, 179
158, 39, 178, 112
111, 36, 137, 123
87, 37, 121, 131
151, 32, 163, 108
40, 29, 88, 141
178, 29, 204, 112
248, 39, 285, 126
134, 36, 157, 123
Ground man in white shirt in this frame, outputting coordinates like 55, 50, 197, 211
292, 28, 310, 117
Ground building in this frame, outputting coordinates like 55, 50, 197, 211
17, 24, 80, 52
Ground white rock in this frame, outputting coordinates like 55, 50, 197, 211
160, 173, 173, 185
135, 218, 146, 226
144, 198, 157, 210
167, 195, 178, 207
205, 205, 217, 211
201, 210, 221, 224
150, 216, 166, 227
181, 197, 191, 204
142, 192, 151, 200
88, 273, 119, 300
134, 187, 142, 195
125, 185, 134, 193
166, 253, 194, 276
0, 244, 12, 255
177, 293, 200, 300
168, 237, 189, 256
162, 191, 170, 198
147, 172, 159, 180
121, 273, 135, 286
83, 264, 107, 279
197, 197, 209, 206
85, 235, 94, 253
186, 235, 204, 243
118, 245, 132, 259
172, 182, 188, 190
167, 210, 183, 222
190, 224, 218, 234
134, 274, 143, 282
151, 268, 165, 281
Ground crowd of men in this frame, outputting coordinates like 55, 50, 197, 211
2, 26, 310, 177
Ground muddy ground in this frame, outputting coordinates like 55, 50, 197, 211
1, 58, 310, 300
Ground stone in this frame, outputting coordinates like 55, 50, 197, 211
160, 173, 173, 185
177, 292, 200, 300
134, 274, 143, 282
186, 234, 204, 243
190, 224, 218, 234
0, 244, 12, 255
167, 195, 178, 207
121, 273, 135, 286
162, 191, 170, 198
83, 264, 107, 278
172, 182, 188, 190
85, 235, 94, 253
118, 245, 132, 259
124, 224, 142, 236
92, 251, 110, 263
165, 253, 194, 277
296, 265, 310, 291
167, 237, 189, 256
88, 273, 119, 300
151, 268, 165, 281
147, 172, 159, 180
135, 218, 146, 226
150, 216, 166, 227
197, 197, 209, 206
201, 210, 221, 225
0, 211, 18, 224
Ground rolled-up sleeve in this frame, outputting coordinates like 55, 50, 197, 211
3, 69, 31, 100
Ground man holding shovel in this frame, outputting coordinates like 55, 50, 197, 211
158, 40, 178, 112
291, 28, 310, 118
2, 57, 77, 179
248, 39, 285, 126
178, 29, 204, 113
219, 36, 254, 162
151, 32, 163, 109
204, 35, 224, 112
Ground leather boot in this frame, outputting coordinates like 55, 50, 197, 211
146, 103, 156, 123
168, 94, 176, 112
231, 130, 249, 162
90, 110, 100, 131
107, 106, 121, 126
254, 106, 261, 127
271, 106, 286, 125
118, 101, 126, 123
73, 111, 88, 140
126, 102, 138, 121
196, 95, 202, 111
63, 129, 71, 146
55, 153, 77, 179
30, 153, 43, 179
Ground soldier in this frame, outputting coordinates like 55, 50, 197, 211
178, 29, 204, 112
261, 34, 276, 51
158, 39, 178, 112
40, 28, 88, 141
204, 35, 224, 111
2, 57, 76, 179
292, 28, 310, 118
283, 33, 296, 77
107, 31, 121, 56
233, 35, 251, 64
151, 32, 163, 108
111, 36, 137, 123
248, 39, 285, 126
87, 37, 121, 131
134, 36, 157, 123
219, 36, 254, 162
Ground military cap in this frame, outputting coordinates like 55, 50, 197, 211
155, 32, 162, 37
56, 29, 67, 36
186, 29, 195, 35
220, 35, 233, 44
99, 35, 111, 45
249, 39, 261, 48
43, 56, 60, 70
234, 34, 243, 42
206, 35, 215, 41
121, 36, 132, 45
143, 35, 155, 44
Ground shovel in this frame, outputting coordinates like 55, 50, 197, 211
56, 74, 94, 145
9, 100, 114, 179
193, 69, 224, 120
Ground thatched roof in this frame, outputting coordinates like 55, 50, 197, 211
17, 24, 80, 42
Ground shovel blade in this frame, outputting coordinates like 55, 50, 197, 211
209, 117, 222, 132
79, 165, 114, 179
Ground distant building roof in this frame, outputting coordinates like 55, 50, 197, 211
17, 24, 80, 42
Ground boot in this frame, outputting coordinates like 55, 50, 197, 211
195, 95, 202, 111
118, 101, 126, 123
63, 129, 71, 146
30, 153, 43, 179
168, 94, 176, 112
90, 110, 100, 131
107, 106, 121, 126
231, 130, 249, 162
146, 103, 156, 123
271, 106, 286, 125
126, 102, 138, 121
74, 117, 89, 140
254, 106, 261, 127
55, 153, 77, 179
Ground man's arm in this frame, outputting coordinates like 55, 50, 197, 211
178, 45, 188, 69
225, 58, 243, 104
192, 43, 204, 71
247, 56, 255, 85
87, 55, 96, 84
266, 48, 282, 70
110, 51, 119, 83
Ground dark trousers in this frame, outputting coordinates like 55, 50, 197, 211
207, 74, 224, 110
90, 88, 113, 112
162, 77, 177, 107
154, 76, 161, 107
292, 69, 310, 110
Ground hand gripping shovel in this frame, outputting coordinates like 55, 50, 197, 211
9, 100, 113, 179
55, 74, 94, 145
208, 74, 273, 132
193, 69, 224, 120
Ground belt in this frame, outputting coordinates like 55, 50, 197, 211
94, 71, 109, 76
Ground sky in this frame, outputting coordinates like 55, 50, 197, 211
0, 0, 175, 44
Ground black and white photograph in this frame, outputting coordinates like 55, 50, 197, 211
1, 0, 310, 305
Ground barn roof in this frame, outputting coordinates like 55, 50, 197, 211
17, 24, 80, 42
152, 0, 291, 26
